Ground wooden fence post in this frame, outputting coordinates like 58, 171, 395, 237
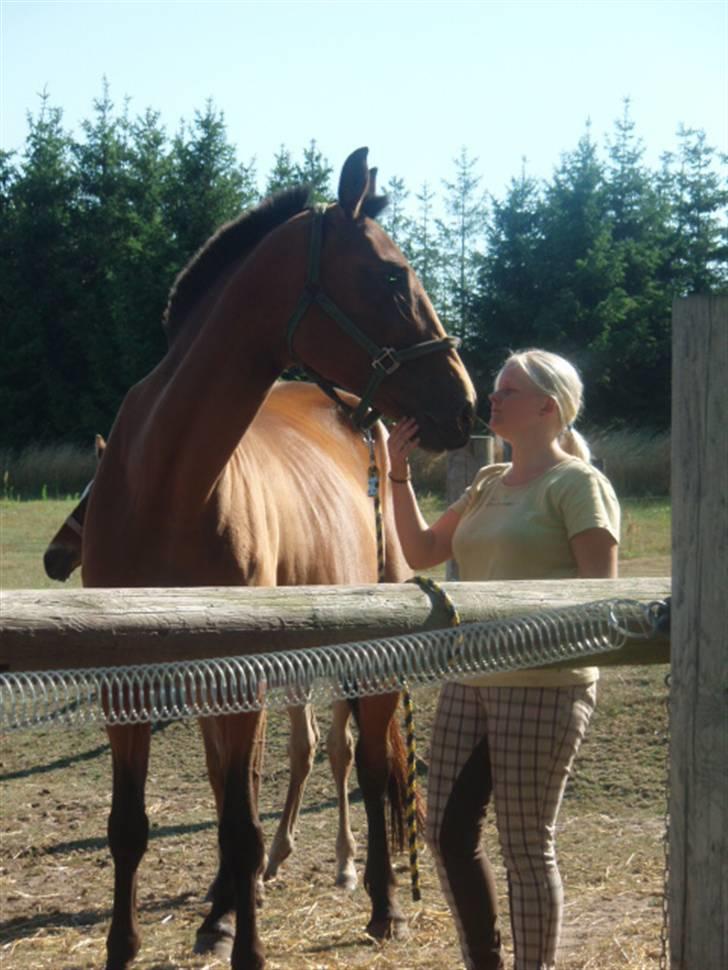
445, 435, 494, 580
670, 295, 727, 968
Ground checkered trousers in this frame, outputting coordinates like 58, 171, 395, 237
426, 681, 597, 970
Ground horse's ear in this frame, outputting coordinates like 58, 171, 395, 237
95, 434, 106, 461
361, 194, 389, 221
338, 147, 370, 219
362, 165, 391, 220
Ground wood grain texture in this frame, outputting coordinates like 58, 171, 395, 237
1, 577, 669, 672
670, 295, 728, 969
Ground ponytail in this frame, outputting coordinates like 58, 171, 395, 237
558, 425, 591, 462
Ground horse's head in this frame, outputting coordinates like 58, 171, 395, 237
286, 148, 476, 451
43, 434, 106, 581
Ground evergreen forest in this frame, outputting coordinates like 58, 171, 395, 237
2, 87, 726, 451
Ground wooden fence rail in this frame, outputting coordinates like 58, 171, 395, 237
0, 577, 670, 673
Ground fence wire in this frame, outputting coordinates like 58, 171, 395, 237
0, 598, 662, 732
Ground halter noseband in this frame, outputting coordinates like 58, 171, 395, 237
286, 205, 460, 429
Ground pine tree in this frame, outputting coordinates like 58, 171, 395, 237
380, 175, 411, 249
164, 100, 257, 267
535, 125, 622, 361
295, 139, 333, 203
661, 126, 728, 294
0, 93, 80, 447
469, 162, 545, 389
408, 181, 444, 312
437, 147, 487, 340
265, 145, 298, 194
70, 79, 144, 433
601, 100, 673, 426
119, 108, 176, 372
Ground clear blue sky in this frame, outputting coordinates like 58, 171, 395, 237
2, 0, 726, 202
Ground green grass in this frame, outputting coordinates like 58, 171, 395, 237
1, 498, 83, 590
620, 497, 671, 559
0, 493, 671, 591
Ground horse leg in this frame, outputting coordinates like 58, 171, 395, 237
264, 703, 319, 880
200, 714, 267, 907
195, 712, 266, 970
105, 723, 152, 970
355, 693, 408, 941
327, 699, 357, 889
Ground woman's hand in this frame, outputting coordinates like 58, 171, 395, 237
387, 417, 420, 479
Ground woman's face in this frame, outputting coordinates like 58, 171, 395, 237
487, 362, 552, 438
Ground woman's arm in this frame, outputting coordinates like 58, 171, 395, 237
570, 527, 618, 578
391, 492, 461, 570
387, 418, 461, 570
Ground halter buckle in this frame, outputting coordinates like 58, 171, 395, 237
372, 347, 401, 375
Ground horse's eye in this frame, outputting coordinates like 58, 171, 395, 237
386, 269, 405, 287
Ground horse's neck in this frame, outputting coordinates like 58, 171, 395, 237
136, 231, 304, 506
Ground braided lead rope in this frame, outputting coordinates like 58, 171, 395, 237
365, 427, 421, 901
406, 575, 463, 902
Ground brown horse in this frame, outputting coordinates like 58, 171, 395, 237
82, 147, 476, 970
43, 411, 394, 894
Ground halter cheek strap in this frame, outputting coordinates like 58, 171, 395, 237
286, 205, 460, 429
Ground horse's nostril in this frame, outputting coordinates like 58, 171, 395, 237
460, 402, 476, 435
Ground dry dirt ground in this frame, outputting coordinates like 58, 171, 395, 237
1, 558, 670, 969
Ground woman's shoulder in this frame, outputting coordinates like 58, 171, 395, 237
449, 462, 509, 516
471, 462, 510, 489
548, 457, 607, 484
548, 459, 621, 518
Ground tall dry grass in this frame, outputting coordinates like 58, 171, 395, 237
1, 442, 97, 499
588, 428, 670, 496
1, 428, 670, 500
410, 428, 670, 497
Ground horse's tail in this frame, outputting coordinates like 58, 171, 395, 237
386, 698, 426, 855
349, 696, 426, 856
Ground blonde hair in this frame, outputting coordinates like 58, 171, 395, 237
498, 348, 591, 462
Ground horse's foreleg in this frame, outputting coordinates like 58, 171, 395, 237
196, 713, 266, 970
355, 693, 408, 941
327, 699, 357, 889
105, 723, 152, 970
264, 703, 319, 880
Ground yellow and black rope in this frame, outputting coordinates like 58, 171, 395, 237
404, 575, 462, 901
365, 426, 464, 902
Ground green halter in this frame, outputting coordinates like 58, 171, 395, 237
286, 205, 460, 429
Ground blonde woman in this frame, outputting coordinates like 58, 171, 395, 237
387, 349, 620, 970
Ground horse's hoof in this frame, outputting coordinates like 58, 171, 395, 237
105, 932, 140, 969
194, 918, 235, 959
263, 841, 293, 881
334, 866, 358, 891
105, 956, 137, 969
365, 915, 409, 941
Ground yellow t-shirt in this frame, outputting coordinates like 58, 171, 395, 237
450, 458, 620, 687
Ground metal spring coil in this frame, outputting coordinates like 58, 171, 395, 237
0, 598, 654, 732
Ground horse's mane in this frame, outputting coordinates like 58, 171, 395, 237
163, 185, 312, 344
